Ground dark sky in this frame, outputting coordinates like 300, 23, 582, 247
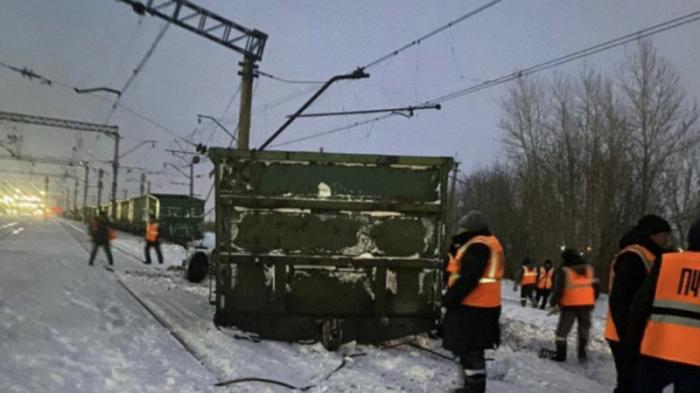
1, 0, 699, 209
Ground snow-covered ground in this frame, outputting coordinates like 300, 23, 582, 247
0, 217, 620, 392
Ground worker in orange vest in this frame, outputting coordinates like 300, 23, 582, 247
442, 211, 504, 393
87, 210, 114, 266
535, 259, 554, 309
513, 257, 537, 307
540, 248, 599, 362
623, 218, 700, 392
606, 215, 671, 393
144, 214, 163, 264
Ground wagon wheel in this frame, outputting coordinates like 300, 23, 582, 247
320, 319, 343, 351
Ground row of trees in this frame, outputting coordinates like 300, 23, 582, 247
455, 42, 699, 285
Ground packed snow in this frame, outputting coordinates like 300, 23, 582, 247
0, 217, 621, 392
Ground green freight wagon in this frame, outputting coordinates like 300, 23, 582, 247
209, 148, 454, 349
127, 193, 204, 243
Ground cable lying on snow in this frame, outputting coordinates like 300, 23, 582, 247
215, 352, 367, 390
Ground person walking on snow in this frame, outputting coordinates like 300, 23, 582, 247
443, 210, 504, 393
543, 248, 599, 362
623, 218, 700, 393
605, 215, 672, 393
144, 214, 163, 264
514, 257, 537, 307
536, 259, 554, 309
88, 210, 114, 266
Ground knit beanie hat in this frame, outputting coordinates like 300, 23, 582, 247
637, 215, 671, 237
561, 248, 582, 266
456, 210, 490, 235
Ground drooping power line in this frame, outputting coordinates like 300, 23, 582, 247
257, 70, 325, 85
104, 21, 171, 122
360, 0, 503, 70
426, 9, 700, 105
274, 8, 700, 147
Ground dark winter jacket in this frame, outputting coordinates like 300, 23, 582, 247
608, 228, 667, 341
549, 262, 600, 308
620, 257, 661, 373
89, 216, 112, 245
442, 229, 501, 354
621, 222, 698, 375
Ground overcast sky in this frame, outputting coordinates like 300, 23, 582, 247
1, 0, 699, 208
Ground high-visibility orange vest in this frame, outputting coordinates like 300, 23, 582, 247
559, 264, 596, 307
521, 265, 537, 286
446, 235, 505, 308
604, 244, 656, 342
639, 252, 700, 366
146, 222, 159, 242
537, 267, 554, 290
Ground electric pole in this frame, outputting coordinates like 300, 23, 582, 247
116, 0, 267, 149
44, 176, 49, 221
237, 57, 255, 150
140, 172, 146, 196
97, 169, 104, 208
73, 178, 78, 210
111, 135, 120, 218
189, 160, 194, 197
83, 166, 89, 222
448, 162, 460, 236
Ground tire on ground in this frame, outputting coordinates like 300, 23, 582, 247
186, 252, 208, 283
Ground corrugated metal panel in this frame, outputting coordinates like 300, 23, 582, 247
209, 148, 453, 345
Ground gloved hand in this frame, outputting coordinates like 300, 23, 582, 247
547, 305, 560, 316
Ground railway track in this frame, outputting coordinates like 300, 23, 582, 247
54, 218, 228, 388
0, 220, 28, 242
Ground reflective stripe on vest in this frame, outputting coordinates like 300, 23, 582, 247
559, 265, 595, 307
146, 223, 159, 242
446, 235, 505, 308
605, 244, 656, 342
537, 267, 553, 289
521, 266, 537, 286
639, 252, 700, 367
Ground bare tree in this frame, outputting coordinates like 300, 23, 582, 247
620, 41, 700, 216
456, 41, 699, 288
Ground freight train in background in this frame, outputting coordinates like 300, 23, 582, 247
63, 193, 205, 245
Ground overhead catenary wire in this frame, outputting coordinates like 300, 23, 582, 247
426, 9, 700, 105
116, 102, 196, 146
273, 8, 700, 147
360, 0, 503, 70
104, 21, 171, 123
270, 113, 394, 148
257, 70, 325, 85
0, 59, 196, 150
264, 0, 503, 149
0, 61, 53, 85
292, 104, 441, 118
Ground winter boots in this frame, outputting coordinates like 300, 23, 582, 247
539, 340, 567, 362
539, 339, 587, 363
577, 338, 588, 363
451, 375, 486, 393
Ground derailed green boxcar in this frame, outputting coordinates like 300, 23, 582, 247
209, 148, 453, 348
